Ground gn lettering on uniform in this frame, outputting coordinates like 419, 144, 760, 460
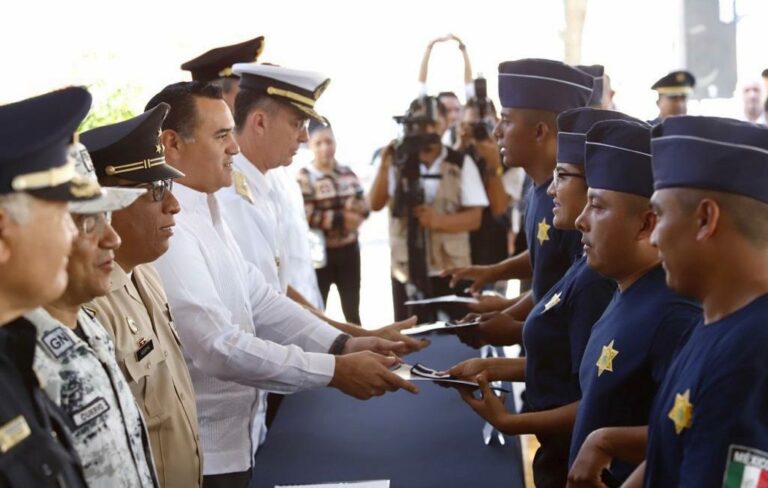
42, 328, 75, 358
71, 397, 110, 428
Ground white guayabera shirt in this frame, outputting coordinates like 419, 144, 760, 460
153, 183, 339, 476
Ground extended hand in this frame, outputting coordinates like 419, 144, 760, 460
441, 265, 495, 293
366, 316, 430, 355
458, 373, 510, 431
343, 336, 409, 356
330, 352, 418, 400
456, 312, 519, 348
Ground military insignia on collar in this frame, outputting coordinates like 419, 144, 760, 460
723, 445, 768, 487
42, 327, 75, 358
233, 171, 255, 204
81, 305, 96, 319
0, 416, 31, 453
668, 388, 694, 434
543, 292, 561, 312
596, 339, 618, 376
537, 218, 551, 245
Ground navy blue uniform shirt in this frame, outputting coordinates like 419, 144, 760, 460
525, 179, 583, 302
0, 317, 86, 487
523, 256, 616, 411
644, 293, 768, 488
569, 265, 701, 482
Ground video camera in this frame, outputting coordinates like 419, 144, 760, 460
471, 77, 494, 141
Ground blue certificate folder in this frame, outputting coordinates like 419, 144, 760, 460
250, 336, 525, 488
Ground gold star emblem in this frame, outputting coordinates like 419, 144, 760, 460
596, 339, 619, 376
155, 143, 163, 154
537, 218, 551, 245
543, 292, 561, 312
667, 389, 693, 434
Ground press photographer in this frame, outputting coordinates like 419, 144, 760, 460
369, 96, 489, 322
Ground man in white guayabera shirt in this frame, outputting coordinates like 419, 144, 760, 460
145, 81, 418, 488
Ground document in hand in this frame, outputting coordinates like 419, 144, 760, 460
400, 320, 480, 336
391, 363, 509, 393
403, 294, 479, 306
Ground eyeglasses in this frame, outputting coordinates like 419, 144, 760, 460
552, 169, 586, 187
73, 212, 112, 236
118, 179, 173, 202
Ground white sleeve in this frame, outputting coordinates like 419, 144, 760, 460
417, 81, 428, 98
459, 155, 490, 207
464, 81, 475, 101
154, 228, 336, 394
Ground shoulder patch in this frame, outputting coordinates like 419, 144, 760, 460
41, 327, 75, 358
724, 445, 768, 487
233, 171, 255, 204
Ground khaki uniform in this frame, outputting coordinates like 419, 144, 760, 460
89, 264, 202, 488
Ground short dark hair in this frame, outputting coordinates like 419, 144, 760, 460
233, 88, 287, 131
407, 96, 447, 121
437, 91, 459, 103
675, 189, 768, 246
464, 97, 498, 118
145, 81, 223, 138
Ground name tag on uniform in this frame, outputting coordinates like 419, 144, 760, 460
42, 327, 75, 358
136, 339, 154, 362
71, 397, 110, 428
0, 415, 31, 453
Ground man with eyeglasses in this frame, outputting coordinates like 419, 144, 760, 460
80, 103, 203, 488
24, 128, 157, 486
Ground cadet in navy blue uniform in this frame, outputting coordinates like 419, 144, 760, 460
447, 59, 595, 347
640, 116, 768, 488
567, 119, 702, 484
447, 107, 634, 488
0, 87, 102, 487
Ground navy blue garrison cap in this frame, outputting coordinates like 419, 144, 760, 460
498, 58, 594, 113
81, 103, 184, 183
557, 107, 643, 165
0, 87, 102, 201
576, 64, 604, 106
652, 116, 768, 204
585, 119, 653, 198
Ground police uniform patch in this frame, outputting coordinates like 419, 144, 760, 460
723, 445, 768, 488
596, 339, 618, 376
71, 397, 110, 428
667, 388, 693, 434
42, 327, 75, 358
0, 415, 31, 453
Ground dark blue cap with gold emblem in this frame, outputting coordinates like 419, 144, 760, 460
233, 63, 331, 124
557, 107, 644, 165
585, 119, 653, 198
652, 116, 768, 204
80, 103, 184, 183
651, 70, 695, 96
577, 64, 604, 106
0, 86, 102, 201
498, 58, 594, 113
181, 36, 265, 82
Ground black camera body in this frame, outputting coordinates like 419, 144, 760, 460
471, 77, 492, 141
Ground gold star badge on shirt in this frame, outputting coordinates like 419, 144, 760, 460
537, 218, 551, 245
543, 292, 561, 312
667, 389, 694, 434
596, 339, 619, 376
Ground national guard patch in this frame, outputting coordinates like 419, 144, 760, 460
723, 445, 768, 488
71, 397, 110, 428
42, 327, 75, 358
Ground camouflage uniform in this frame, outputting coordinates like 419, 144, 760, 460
26, 307, 157, 487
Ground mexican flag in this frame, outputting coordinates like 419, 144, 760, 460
724, 445, 768, 488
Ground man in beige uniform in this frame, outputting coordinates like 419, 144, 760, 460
81, 103, 203, 487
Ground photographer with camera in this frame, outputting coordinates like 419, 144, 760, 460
454, 79, 515, 297
369, 96, 488, 323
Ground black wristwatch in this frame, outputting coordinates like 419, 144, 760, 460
329, 333, 352, 355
